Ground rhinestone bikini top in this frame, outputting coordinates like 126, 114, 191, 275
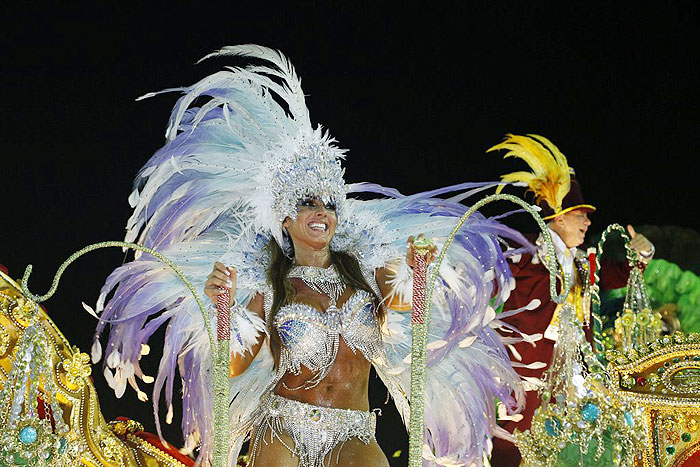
273, 289, 385, 389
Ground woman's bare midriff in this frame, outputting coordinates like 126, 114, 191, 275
254, 347, 387, 467
273, 336, 372, 410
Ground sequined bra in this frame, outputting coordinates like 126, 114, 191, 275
273, 290, 384, 388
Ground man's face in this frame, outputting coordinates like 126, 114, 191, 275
551, 210, 592, 248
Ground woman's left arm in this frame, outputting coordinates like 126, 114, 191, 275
374, 266, 395, 299
374, 234, 438, 305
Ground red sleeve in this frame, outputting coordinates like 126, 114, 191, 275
113, 417, 195, 466
502, 257, 559, 336
500, 254, 558, 378
599, 259, 631, 290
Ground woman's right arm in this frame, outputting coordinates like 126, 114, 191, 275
228, 293, 266, 377
204, 262, 267, 377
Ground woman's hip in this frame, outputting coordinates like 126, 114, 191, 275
248, 393, 387, 467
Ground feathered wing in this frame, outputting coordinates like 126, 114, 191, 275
199, 45, 310, 128
91, 46, 313, 463
488, 133, 573, 214
340, 184, 532, 466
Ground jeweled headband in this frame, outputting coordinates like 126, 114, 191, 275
262, 131, 347, 224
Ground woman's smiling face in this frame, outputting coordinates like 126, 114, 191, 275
283, 197, 338, 250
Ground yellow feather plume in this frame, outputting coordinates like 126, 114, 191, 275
487, 134, 574, 214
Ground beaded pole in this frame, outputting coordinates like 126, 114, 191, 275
411, 239, 431, 325
407, 193, 570, 467
213, 290, 231, 467
591, 224, 656, 356
19, 241, 230, 466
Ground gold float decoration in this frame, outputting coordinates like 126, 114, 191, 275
0, 325, 9, 357
0, 269, 190, 466
608, 332, 700, 466
62, 350, 92, 390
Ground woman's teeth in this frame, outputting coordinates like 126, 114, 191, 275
309, 222, 327, 231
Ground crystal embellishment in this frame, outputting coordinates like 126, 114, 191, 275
274, 290, 384, 389
287, 264, 347, 307
18, 427, 37, 445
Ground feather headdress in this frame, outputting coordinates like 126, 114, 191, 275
488, 134, 577, 219
127, 45, 347, 251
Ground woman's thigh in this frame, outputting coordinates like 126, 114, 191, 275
249, 428, 389, 467
249, 429, 300, 466
332, 438, 389, 467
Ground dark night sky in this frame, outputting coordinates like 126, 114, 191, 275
1, 2, 698, 463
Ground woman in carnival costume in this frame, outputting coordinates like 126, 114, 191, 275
90, 45, 532, 466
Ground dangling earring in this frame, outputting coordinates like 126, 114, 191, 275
281, 227, 294, 260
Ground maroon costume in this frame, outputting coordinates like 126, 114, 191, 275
490, 244, 630, 466
485, 134, 640, 465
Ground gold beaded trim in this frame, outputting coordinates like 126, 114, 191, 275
675, 437, 700, 466
610, 344, 700, 375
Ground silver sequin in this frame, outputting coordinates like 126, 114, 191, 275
249, 392, 377, 467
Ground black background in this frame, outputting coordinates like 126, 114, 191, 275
1, 2, 698, 464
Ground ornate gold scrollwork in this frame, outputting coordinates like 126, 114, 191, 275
609, 332, 700, 466
0, 269, 191, 466
62, 349, 92, 390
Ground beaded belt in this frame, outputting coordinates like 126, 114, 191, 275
249, 392, 377, 467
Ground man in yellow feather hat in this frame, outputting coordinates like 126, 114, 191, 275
487, 134, 654, 466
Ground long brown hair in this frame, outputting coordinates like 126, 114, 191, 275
266, 240, 384, 369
